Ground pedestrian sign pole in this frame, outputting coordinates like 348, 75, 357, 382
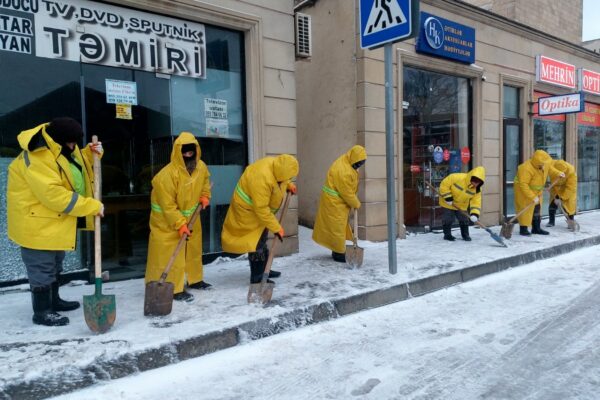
359, 0, 419, 274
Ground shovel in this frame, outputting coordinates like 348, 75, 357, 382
83, 135, 116, 334
144, 203, 202, 316
424, 181, 507, 247
553, 198, 581, 232
346, 209, 365, 267
500, 178, 560, 239
247, 192, 291, 305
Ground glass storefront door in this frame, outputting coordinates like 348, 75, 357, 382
403, 67, 472, 230
81, 64, 172, 278
502, 86, 522, 217
577, 103, 600, 211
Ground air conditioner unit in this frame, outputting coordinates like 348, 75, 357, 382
295, 13, 312, 58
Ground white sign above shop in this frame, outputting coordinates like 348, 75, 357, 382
537, 92, 584, 116
0, 0, 206, 79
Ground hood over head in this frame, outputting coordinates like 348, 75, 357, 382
273, 154, 299, 182
531, 150, 551, 169
346, 145, 367, 165
171, 132, 201, 167
466, 166, 486, 190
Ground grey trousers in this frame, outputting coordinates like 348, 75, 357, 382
21, 247, 65, 288
442, 208, 469, 226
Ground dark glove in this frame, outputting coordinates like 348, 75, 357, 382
275, 228, 284, 242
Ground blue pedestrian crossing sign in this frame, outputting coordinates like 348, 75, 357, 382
360, 0, 418, 49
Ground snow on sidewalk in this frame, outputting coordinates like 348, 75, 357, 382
1, 212, 599, 392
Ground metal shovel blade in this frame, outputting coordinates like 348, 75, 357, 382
346, 244, 364, 268
247, 281, 275, 305
500, 221, 515, 239
83, 284, 116, 334
144, 281, 174, 316
567, 219, 581, 232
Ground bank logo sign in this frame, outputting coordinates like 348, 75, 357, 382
0, 0, 207, 79
416, 12, 475, 64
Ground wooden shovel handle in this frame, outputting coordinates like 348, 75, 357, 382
262, 192, 291, 279
92, 136, 102, 280
159, 202, 203, 283
353, 208, 359, 247
507, 177, 561, 224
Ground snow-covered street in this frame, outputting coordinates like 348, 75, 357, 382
52, 245, 600, 400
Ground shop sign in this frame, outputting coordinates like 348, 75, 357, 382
415, 12, 475, 64
535, 56, 576, 89
106, 79, 137, 105
577, 102, 600, 126
579, 68, 600, 96
433, 146, 443, 164
461, 147, 470, 164
537, 92, 584, 116
0, 0, 206, 79
205, 98, 229, 138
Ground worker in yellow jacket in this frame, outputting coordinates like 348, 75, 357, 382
221, 154, 298, 284
313, 145, 367, 262
514, 150, 563, 236
546, 159, 577, 228
7, 118, 104, 326
145, 132, 211, 303
439, 166, 486, 241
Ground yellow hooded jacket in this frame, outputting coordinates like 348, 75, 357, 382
7, 123, 102, 251
548, 160, 577, 215
312, 145, 367, 253
221, 154, 299, 254
514, 150, 556, 226
438, 166, 486, 216
145, 133, 211, 293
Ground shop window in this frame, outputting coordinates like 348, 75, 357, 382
577, 103, 600, 211
533, 91, 566, 215
403, 67, 472, 230
0, 19, 246, 284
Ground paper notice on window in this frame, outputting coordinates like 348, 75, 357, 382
116, 103, 133, 120
106, 79, 138, 105
205, 98, 229, 138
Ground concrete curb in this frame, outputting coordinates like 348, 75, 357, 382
2, 235, 599, 399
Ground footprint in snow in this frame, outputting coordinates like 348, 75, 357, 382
351, 378, 381, 396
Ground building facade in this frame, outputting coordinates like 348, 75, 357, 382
0, 0, 298, 284
296, 0, 600, 240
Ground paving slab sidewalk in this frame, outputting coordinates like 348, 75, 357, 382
1, 212, 599, 400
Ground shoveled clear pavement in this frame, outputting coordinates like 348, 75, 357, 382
1, 212, 599, 399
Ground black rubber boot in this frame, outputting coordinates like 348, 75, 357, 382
546, 209, 556, 227
332, 252, 346, 262
188, 281, 212, 290
531, 216, 549, 235
268, 270, 281, 278
51, 281, 80, 311
31, 286, 69, 326
173, 291, 194, 302
443, 225, 455, 241
519, 226, 531, 236
459, 224, 471, 241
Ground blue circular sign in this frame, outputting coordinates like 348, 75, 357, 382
424, 17, 444, 50
433, 146, 443, 164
